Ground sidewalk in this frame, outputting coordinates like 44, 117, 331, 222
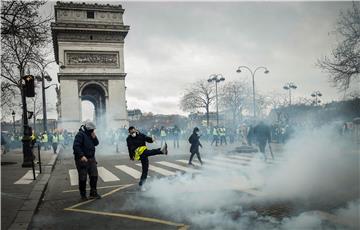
1, 147, 58, 230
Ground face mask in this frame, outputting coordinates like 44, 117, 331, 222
131, 133, 137, 137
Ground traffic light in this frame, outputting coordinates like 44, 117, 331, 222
23, 75, 35, 97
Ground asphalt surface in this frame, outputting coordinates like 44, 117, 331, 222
29, 141, 203, 230
27, 140, 358, 230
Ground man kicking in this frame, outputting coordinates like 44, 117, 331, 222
126, 126, 168, 190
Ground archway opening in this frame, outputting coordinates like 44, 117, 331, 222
80, 83, 107, 129
81, 100, 95, 122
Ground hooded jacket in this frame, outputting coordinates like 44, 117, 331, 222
188, 129, 202, 153
73, 125, 99, 160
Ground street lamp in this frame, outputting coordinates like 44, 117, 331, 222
311, 91, 322, 106
236, 66, 269, 119
12, 110, 15, 134
208, 74, 225, 126
283, 82, 297, 105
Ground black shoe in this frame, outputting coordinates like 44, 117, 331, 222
188, 162, 194, 166
81, 195, 88, 201
89, 192, 101, 199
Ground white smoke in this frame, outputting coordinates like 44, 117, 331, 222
121, 123, 359, 229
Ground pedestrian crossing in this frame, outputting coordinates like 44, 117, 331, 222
14, 154, 283, 186
14, 170, 40, 184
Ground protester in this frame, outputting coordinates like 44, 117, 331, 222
73, 120, 101, 200
126, 126, 168, 191
188, 127, 203, 165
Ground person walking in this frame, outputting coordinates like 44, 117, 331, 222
126, 126, 168, 190
73, 120, 101, 200
254, 121, 271, 160
188, 127, 203, 165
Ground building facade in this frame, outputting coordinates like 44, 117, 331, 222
51, 2, 130, 131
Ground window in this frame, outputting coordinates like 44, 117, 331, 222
87, 11, 94, 19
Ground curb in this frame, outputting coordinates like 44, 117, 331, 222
8, 153, 59, 230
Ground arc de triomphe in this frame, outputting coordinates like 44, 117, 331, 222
51, 2, 129, 131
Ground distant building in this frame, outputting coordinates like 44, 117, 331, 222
128, 109, 142, 121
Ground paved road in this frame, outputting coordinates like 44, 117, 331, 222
28, 140, 279, 230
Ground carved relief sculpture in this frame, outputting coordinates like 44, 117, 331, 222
66, 52, 118, 66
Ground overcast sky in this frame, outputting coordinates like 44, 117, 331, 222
44, 1, 354, 118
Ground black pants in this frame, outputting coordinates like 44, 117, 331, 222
258, 141, 267, 154
52, 143, 58, 154
75, 159, 98, 196
139, 149, 163, 186
189, 150, 203, 164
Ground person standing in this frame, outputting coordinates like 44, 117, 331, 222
254, 121, 271, 160
219, 126, 227, 145
52, 131, 59, 154
211, 126, 219, 146
172, 125, 180, 148
188, 127, 203, 165
247, 125, 255, 146
126, 126, 168, 190
160, 126, 167, 146
73, 120, 101, 200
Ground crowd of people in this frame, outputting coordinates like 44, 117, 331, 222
1, 129, 74, 155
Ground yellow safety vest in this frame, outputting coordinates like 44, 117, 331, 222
59, 134, 64, 142
53, 135, 59, 143
213, 129, 218, 135
41, 134, 48, 143
160, 130, 166, 137
134, 146, 148, 160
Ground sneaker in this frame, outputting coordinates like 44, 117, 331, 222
188, 162, 194, 166
139, 186, 147, 192
89, 192, 101, 199
161, 143, 168, 155
80, 195, 88, 201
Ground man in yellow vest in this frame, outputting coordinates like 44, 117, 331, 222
126, 126, 168, 190
52, 131, 59, 154
41, 131, 49, 150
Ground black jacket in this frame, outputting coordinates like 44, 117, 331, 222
188, 132, 202, 153
254, 123, 271, 143
73, 126, 99, 160
126, 132, 153, 159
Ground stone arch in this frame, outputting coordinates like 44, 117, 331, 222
80, 83, 107, 127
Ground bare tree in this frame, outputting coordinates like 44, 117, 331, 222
1, 0, 52, 166
1, 0, 52, 126
317, 2, 360, 91
219, 80, 251, 124
180, 80, 215, 126
266, 91, 289, 109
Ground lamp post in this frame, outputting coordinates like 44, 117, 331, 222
208, 74, 225, 126
311, 91, 322, 106
12, 110, 15, 134
236, 66, 269, 119
283, 82, 297, 105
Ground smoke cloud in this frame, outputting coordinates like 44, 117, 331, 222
119, 123, 358, 229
